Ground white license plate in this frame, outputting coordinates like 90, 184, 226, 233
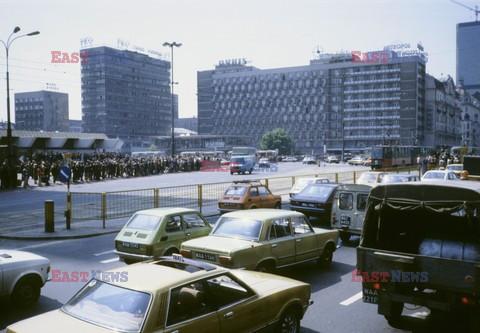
195, 252, 217, 262
362, 288, 378, 304
340, 216, 351, 226
122, 242, 139, 249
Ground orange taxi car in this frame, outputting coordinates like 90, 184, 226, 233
218, 181, 282, 213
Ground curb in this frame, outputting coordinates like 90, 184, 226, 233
0, 229, 121, 241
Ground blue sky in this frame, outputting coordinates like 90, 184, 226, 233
0, 0, 477, 122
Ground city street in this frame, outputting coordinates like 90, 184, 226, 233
0, 162, 466, 332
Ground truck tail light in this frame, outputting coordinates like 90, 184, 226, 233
373, 283, 380, 290
219, 256, 234, 266
180, 249, 192, 258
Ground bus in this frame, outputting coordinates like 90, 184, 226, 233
257, 149, 278, 161
451, 146, 480, 162
370, 145, 432, 170
232, 147, 257, 157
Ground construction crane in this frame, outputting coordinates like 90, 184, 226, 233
451, 0, 480, 21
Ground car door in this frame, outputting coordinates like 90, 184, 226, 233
162, 215, 186, 255
248, 187, 261, 208
182, 213, 211, 240
258, 186, 274, 208
268, 218, 296, 266
291, 216, 318, 262
162, 280, 221, 333
352, 193, 368, 232
336, 192, 355, 230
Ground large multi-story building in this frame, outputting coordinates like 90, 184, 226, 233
81, 46, 171, 151
14, 90, 69, 132
457, 21, 480, 94
198, 51, 427, 154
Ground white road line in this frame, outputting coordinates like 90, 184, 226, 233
94, 250, 115, 256
340, 292, 363, 306
100, 258, 119, 264
14, 240, 71, 251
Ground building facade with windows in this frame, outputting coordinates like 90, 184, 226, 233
14, 90, 69, 132
198, 51, 428, 154
81, 46, 171, 151
457, 21, 480, 94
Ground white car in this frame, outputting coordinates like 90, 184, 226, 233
348, 156, 364, 166
0, 250, 50, 306
283, 156, 297, 162
289, 177, 331, 197
421, 170, 459, 182
302, 156, 317, 164
258, 158, 270, 167
326, 155, 339, 164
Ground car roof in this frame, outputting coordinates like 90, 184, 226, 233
222, 208, 305, 220
108, 259, 227, 292
335, 183, 374, 191
133, 207, 199, 216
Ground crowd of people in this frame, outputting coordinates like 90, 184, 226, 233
0, 152, 223, 190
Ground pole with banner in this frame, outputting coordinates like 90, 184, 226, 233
61, 153, 72, 229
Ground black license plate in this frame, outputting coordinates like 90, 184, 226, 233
195, 252, 217, 262
340, 216, 351, 226
362, 288, 378, 304
122, 242, 139, 249
223, 202, 236, 206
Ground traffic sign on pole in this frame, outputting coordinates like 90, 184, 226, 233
59, 165, 71, 183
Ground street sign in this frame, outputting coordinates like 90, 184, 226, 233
59, 165, 71, 183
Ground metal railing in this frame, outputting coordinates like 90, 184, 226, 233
67, 166, 418, 227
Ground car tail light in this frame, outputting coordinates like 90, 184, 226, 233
373, 283, 380, 290
219, 256, 234, 266
180, 249, 192, 258
47, 265, 51, 274
146, 245, 153, 256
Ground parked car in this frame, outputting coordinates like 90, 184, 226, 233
258, 158, 270, 168
229, 155, 256, 174
446, 163, 464, 177
356, 171, 388, 185
114, 208, 211, 264
289, 177, 331, 198
363, 157, 372, 166
331, 184, 372, 243
220, 159, 230, 167
218, 180, 282, 213
0, 250, 50, 307
290, 183, 341, 222
348, 156, 365, 166
421, 170, 459, 182
7, 256, 312, 333
282, 156, 298, 162
357, 182, 480, 328
326, 155, 339, 164
380, 173, 420, 183
302, 156, 316, 164
181, 209, 339, 272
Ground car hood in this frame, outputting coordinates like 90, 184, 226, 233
0, 250, 50, 267
182, 236, 258, 254
7, 309, 114, 333
114, 228, 155, 244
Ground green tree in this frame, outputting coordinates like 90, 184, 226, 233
259, 128, 294, 155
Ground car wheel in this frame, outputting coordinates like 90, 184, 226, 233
11, 276, 41, 307
255, 261, 275, 274
164, 248, 178, 257
250, 206, 257, 209
384, 301, 404, 326
318, 243, 334, 267
340, 232, 351, 243
124, 259, 135, 265
275, 202, 282, 209
276, 308, 300, 333
249, 169, 252, 174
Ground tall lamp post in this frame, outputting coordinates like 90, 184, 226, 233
162, 41, 181, 159
1, 27, 39, 188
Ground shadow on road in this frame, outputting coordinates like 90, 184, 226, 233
0, 295, 62, 330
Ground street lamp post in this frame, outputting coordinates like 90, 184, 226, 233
162, 42, 182, 159
1, 27, 39, 188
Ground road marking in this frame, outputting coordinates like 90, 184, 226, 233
14, 239, 71, 251
94, 250, 115, 256
340, 292, 363, 306
100, 258, 119, 264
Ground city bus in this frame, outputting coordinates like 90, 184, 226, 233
257, 149, 278, 161
370, 145, 432, 169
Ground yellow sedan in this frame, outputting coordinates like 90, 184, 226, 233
7, 255, 312, 333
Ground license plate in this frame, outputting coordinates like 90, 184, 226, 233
223, 202, 236, 206
302, 203, 315, 208
362, 288, 378, 304
340, 216, 351, 226
195, 252, 217, 262
122, 242, 139, 249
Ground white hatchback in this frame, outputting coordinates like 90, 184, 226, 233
421, 170, 459, 181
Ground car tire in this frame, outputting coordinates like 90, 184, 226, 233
318, 243, 334, 268
275, 308, 300, 333
250, 206, 257, 209
11, 276, 41, 307
255, 261, 275, 274
124, 259, 135, 265
384, 301, 404, 327
249, 169, 252, 174
275, 202, 282, 209
340, 232, 351, 243
164, 248, 178, 257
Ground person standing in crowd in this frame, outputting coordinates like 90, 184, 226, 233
22, 165, 29, 188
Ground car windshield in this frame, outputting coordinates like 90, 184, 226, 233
212, 217, 263, 241
231, 157, 245, 163
126, 214, 162, 231
294, 179, 315, 189
225, 186, 247, 196
298, 185, 334, 200
423, 172, 446, 179
63, 280, 151, 332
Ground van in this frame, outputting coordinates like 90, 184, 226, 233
230, 155, 256, 174
331, 184, 372, 242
